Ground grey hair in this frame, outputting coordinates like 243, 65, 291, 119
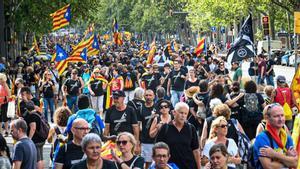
81, 133, 102, 151
152, 142, 170, 157
134, 87, 145, 100
11, 119, 28, 133
174, 102, 189, 112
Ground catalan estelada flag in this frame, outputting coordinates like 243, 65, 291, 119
88, 34, 100, 56
50, 4, 71, 31
54, 45, 69, 76
113, 32, 123, 46
194, 37, 206, 56
146, 41, 156, 64
70, 35, 94, 59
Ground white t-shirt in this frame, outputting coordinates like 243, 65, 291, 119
202, 138, 238, 168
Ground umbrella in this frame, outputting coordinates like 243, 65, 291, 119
35, 54, 52, 61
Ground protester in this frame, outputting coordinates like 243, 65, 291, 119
54, 118, 90, 169
0, 73, 11, 136
0, 133, 11, 168
38, 70, 55, 122
156, 102, 201, 169
272, 75, 297, 130
112, 132, 145, 168
148, 142, 179, 169
104, 91, 139, 142
204, 144, 230, 169
127, 87, 145, 113
136, 89, 156, 168
70, 133, 116, 169
202, 116, 241, 168
257, 54, 266, 85
11, 119, 37, 169
62, 69, 83, 113
253, 103, 298, 169
265, 56, 275, 86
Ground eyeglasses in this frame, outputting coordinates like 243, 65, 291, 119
75, 127, 91, 131
218, 124, 228, 128
72, 73, 77, 75
116, 140, 128, 145
113, 96, 119, 99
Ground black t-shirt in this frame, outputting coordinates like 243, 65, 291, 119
141, 73, 161, 92
127, 99, 145, 113
55, 141, 85, 169
23, 72, 36, 86
105, 105, 138, 136
70, 159, 116, 169
214, 68, 229, 75
19, 98, 40, 117
160, 72, 169, 90
64, 78, 82, 96
169, 68, 187, 91
90, 79, 104, 96
137, 104, 156, 143
115, 155, 144, 169
156, 122, 199, 169
266, 59, 275, 76
197, 65, 210, 80
39, 80, 55, 98
185, 79, 200, 90
23, 111, 44, 143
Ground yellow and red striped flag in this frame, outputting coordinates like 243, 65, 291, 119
291, 65, 300, 109
146, 41, 156, 64
194, 37, 206, 56
70, 35, 94, 60
50, 4, 71, 31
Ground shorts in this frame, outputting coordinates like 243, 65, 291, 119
141, 143, 154, 162
0, 103, 9, 122
35, 142, 45, 161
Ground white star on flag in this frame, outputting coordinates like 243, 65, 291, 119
58, 52, 64, 58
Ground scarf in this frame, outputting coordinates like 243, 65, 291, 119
266, 122, 288, 152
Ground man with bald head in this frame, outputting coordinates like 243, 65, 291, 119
55, 118, 90, 169
253, 104, 298, 169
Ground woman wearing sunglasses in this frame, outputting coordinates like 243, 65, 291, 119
149, 100, 173, 138
202, 116, 240, 169
112, 132, 144, 169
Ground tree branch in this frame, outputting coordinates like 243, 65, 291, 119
270, 0, 293, 14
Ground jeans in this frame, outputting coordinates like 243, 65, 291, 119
265, 75, 274, 86
66, 96, 78, 113
170, 90, 183, 107
43, 97, 55, 121
257, 75, 265, 85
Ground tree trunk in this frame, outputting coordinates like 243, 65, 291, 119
0, 0, 6, 61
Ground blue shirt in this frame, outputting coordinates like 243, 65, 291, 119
253, 131, 294, 169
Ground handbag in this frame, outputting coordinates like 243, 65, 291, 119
7, 100, 15, 118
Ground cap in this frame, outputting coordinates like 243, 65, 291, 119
277, 75, 286, 84
112, 91, 126, 97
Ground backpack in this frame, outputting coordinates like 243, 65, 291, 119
50, 126, 65, 160
248, 131, 273, 169
244, 93, 259, 113
231, 118, 251, 163
32, 112, 50, 142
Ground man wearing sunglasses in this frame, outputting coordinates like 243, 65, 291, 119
253, 104, 298, 169
104, 91, 139, 148
55, 118, 90, 169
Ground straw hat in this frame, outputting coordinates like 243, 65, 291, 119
185, 86, 200, 98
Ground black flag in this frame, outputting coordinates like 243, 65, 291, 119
227, 15, 255, 63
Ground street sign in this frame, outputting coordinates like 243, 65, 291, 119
295, 12, 300, 34
211, 26, 216, 32
262, 16, 270, 36
220, 27, 225, 34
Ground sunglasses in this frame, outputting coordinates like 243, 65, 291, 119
113, 96, 119, 99
160, 105, 169, 109
218, 124, 228, 128
116, 140, 128, 145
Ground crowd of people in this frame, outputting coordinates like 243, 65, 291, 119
0, 38, 299, 169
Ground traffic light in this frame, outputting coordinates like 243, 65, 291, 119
262, 16, 270, 36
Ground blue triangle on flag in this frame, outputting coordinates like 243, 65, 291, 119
80, 48, 87, 61
55, 44, 68, 62
64, 5, 72, 22
92, 34, 100, 50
